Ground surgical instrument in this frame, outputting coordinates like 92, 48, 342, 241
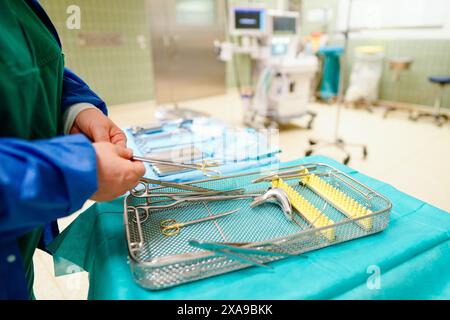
135, 187, 292, 220
250, 188, 292, 221
135, 193, 262, 210
138, 163, 320, 196
149, 147, 207, 176
124, 162, 393, 290
133, 155, 222, 177
300, 173, 373, 230
160, 208, 241, 237
131, 178, 246, 200
130, 123, 164, 136
131, 119, 192, 137
254, 165, 374, 230
129, 190, 246, 224
139, 189, 247, 210
188, 240, 294, 269
272, 178, 335, 241
132, 177, 220, 196
147, 189, 245, 200
252, 165, 319, 184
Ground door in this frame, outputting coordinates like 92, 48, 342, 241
149, 0, 226, 105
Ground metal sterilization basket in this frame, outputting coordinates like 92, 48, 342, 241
124, 163, 392, 290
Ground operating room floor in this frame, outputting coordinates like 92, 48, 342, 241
33, 91, 450, 299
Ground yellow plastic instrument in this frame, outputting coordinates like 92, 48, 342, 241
272, 178, 335, 242
300, 173, 373, 230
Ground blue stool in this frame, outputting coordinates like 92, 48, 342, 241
411, 76, 450, 126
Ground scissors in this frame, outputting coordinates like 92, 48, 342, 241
133, 155, 222, 178
160, 208, 241, 237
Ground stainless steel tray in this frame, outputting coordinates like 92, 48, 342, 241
124, 163, 392, 290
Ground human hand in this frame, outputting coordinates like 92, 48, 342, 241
70, 108, 127, 148
91, 142, 146, 201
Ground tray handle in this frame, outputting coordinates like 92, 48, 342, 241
128, 207, 145, 252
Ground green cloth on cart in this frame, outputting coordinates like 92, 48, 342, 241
47, 156, 450, 300
318, 46, 344, 100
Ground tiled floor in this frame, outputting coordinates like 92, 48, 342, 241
33, 92, 450, 299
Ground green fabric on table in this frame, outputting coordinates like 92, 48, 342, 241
47, 156, 450, 300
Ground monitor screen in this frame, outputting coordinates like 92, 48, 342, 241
273, 16, 297, 34
234, 9, 263, 30
271, 43, 289, 56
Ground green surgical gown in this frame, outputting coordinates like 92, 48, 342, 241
0, 0, 65, 298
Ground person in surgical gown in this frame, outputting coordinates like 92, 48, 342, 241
0, 0, 146, 299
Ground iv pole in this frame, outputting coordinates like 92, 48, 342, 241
305, 0, 367, 165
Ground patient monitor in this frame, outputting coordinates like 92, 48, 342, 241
268, 11, 299, 58
218, 8, 318, 128
229, 7, 267, 36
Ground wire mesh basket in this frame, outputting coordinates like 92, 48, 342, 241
124, 163, 392, 290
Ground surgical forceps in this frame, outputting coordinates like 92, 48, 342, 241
135, 193, 261, 210
252, 166, 317, 184
134, 187, 293, 221
145, 189, 246, 204
160, 208, 241, 237
133, 155, 222, 177
131, 177, 246, 201
132, 184, 244, 200
189, 240, 294, 269
131, 177, 225, 197
128, 189, 246, 223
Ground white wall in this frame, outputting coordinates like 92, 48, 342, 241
336, 0, 450, 39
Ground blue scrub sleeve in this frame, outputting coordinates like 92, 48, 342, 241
0, 134, 98, 240
61, 68, 108, 116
